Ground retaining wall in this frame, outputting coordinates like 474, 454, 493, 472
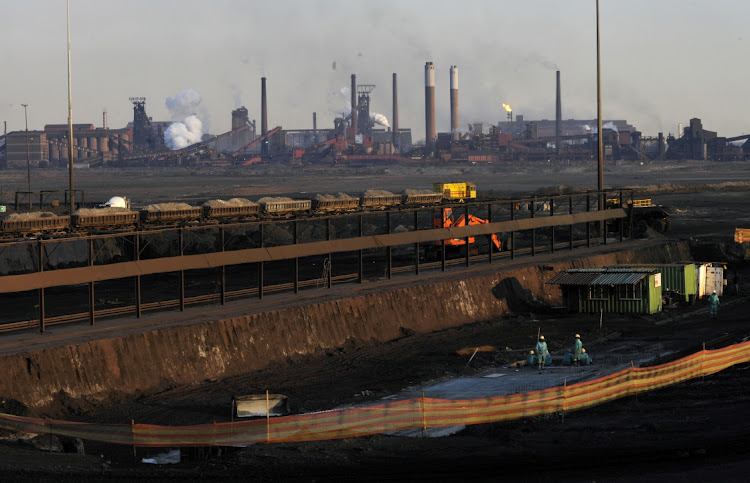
0, 241, 691, 409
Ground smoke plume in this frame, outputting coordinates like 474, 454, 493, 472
327, 86, 351, 116
164, 115, 203, 150
165, 88, 202, 120
370, 112, 390, 128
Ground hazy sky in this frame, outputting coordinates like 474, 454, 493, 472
1, 0, 747, 141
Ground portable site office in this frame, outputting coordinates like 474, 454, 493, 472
546, 268, 663, 315
607, 262, 697, 304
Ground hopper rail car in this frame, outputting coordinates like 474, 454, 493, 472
1, 192, 446, 239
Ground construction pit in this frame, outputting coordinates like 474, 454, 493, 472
0, 164, 749, 480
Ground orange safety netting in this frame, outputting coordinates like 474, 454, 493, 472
1, 340, 749, 447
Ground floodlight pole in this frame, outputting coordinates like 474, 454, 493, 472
596, 0, 604, 209
67, 0, 75, 213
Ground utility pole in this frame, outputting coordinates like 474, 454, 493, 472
67, 0, 75, 213
596, 0, 604, 209
22, 103, 31, 209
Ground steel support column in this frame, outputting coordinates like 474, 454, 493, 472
258, 223, 264, 299
602, 191, 608, 245
510, 202, 515, 260
220, 227, 226, 305
327, 218, 332, 289
464, 204, 470, 267
531, 200, 536, 256
586, 195, 591, 248
179, 228, 185, 310
619, 189, 624, 242
569, 196, 574, 251
414, 211, 420, 275
38, 241, 45, 332
487, 203, 493, 264
550, 199, 555, 253
89, 237, 95, 325
441, 209, 446, 272
293, 221, 299, 294
386, 212, 392, 279
358, 214, 364, 283
135, 232, 141, 318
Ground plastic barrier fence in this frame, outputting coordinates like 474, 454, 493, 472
1, 340, 749, 447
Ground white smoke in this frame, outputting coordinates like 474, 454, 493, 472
604, 121, 619, 132
583, 122, 619, 134
165, 88, 202, 121
327, 86, 351, 117
164, 115, 203, 150
354, 134, 364, 144
370, 112, 390, 128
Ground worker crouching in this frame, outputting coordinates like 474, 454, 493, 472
578, 348, 592, 366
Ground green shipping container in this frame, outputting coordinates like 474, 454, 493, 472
610, 263, 696, 303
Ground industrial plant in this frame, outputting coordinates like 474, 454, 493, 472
2, 64, 750, 170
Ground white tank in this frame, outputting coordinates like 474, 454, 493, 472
105, 196, 129, 208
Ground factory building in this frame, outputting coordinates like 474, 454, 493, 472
2, 63, 748, 169
4, 130, 47, 168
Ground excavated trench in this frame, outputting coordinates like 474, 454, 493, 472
0, 241, 692, 410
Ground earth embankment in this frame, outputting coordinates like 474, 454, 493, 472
0, 241, 690, 410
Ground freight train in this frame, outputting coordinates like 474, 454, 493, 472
0, 189, 448, 239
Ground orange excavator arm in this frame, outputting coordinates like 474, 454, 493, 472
434, 208, 502, 251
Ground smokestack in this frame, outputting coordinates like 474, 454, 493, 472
102, 111, 108, 130
392, 73, 399, 153
350, 74, 357, 140
261, 77, 268, 136
450, 66, 459, 141
313, 112, 317, 132
425, 62, 436, 155
555, 70, 562, 139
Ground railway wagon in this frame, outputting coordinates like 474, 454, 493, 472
259, 199, 312, 217
312, 197, 361, 213
1, 215, 72, 237
403, 192, 443, 205
202, 204, 261, 220
72, 211, 140, 230
140, 207, 204, 224
361, 195, 402, 210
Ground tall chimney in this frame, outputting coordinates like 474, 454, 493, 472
392, 73, 399, 153
425, 62, 436, 155
555, 70, 562, 139
350, 74, 357, 140
102, 111, 108, 130
261, 77, 268, 136
450, 65, 459, 141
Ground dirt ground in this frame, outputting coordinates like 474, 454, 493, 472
1, 161, 750, 480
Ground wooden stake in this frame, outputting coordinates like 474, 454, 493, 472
131, 419, 136, 463
465, 347, 480, 368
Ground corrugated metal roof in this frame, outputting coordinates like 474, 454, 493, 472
546, 268, 656, 286
546, 271, 600, 285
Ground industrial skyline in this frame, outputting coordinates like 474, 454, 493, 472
1, 0, 747, 140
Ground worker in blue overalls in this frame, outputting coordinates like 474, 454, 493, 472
709, 290, 720, 319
